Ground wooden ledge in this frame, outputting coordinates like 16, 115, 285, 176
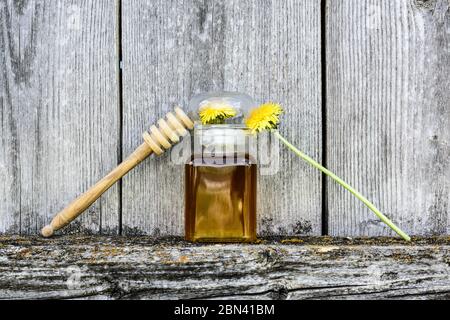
0, 236, 449, 300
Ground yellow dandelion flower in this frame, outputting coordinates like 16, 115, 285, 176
245, 102, 283, 133
245, 101, 410, 241
198, 102, 237, 124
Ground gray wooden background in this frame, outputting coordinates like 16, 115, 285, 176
0, 0, 448, 237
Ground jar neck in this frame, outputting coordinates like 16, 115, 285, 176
191, 124, 257, 164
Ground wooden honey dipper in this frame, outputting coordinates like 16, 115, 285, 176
41, 107, 194, 237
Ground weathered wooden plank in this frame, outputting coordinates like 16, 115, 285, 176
326, 0, 450, 236
0, 236, 449, 300
121, 0, 322, 236
0, 1, 120, 234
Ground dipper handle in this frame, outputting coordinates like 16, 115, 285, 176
41, 107, 193, 237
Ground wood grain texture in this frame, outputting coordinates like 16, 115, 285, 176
0, 1, 120, 234
121, 0, 322, 236
0, 236, 449, 299
326, 0, 450, 236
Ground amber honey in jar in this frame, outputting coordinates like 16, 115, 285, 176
185, 153, 257, 242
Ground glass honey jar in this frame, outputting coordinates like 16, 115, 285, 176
184, 92, 258, 242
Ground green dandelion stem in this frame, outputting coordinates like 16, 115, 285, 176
273, 130, 411, 241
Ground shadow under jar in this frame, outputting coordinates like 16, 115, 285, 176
185, 125, 257, 242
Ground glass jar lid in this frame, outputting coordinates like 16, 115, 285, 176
186, 91, 257, 125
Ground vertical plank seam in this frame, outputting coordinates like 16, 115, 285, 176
116, 0, 124, 235
321, 0, 328, 236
